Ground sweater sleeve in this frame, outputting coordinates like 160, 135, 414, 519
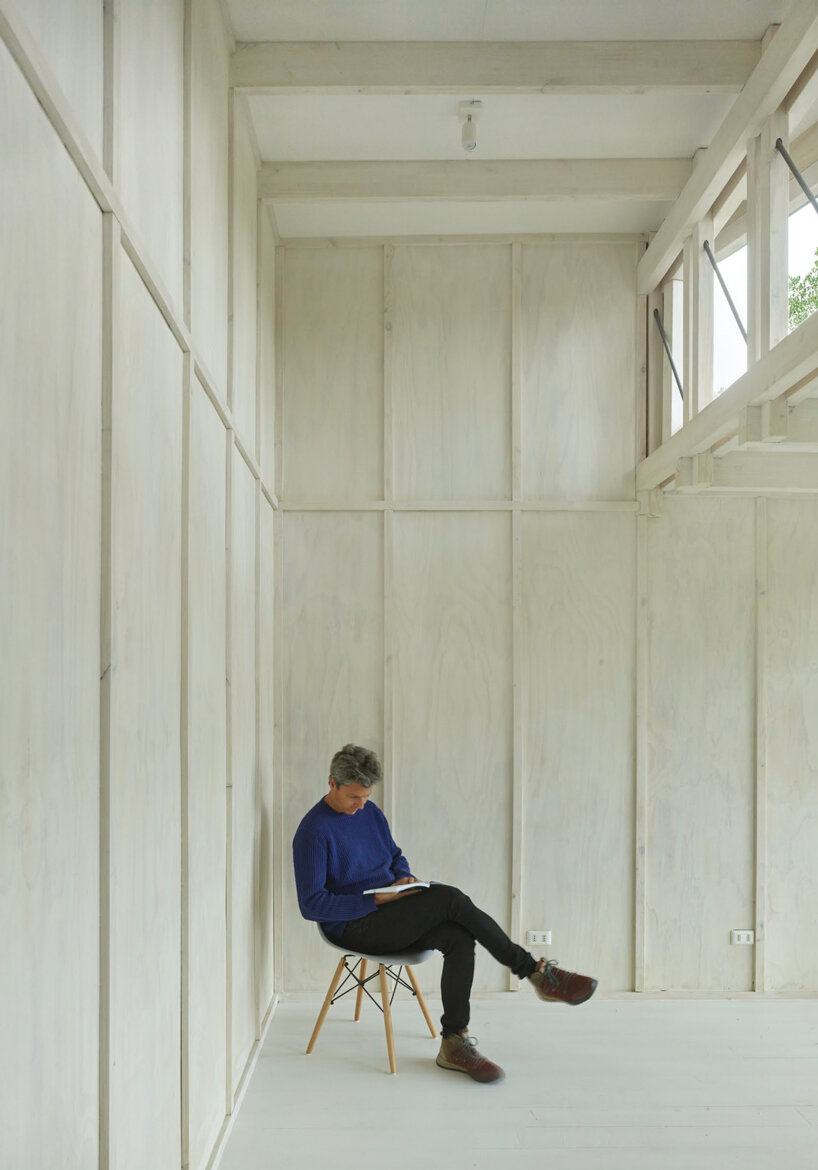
389, 829, 412, 881
292, 828, 377, 923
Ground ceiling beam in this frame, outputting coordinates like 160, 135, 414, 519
637, 307, 818, 491
258, 158, 691, 202
637, 0, 818, 294
231, 40, 759, 95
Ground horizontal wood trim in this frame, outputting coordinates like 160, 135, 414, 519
231, 39, 760, 94
260, 158, 692, 203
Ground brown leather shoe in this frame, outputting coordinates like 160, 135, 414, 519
529, 958, 597, 1005
436, 1033, 504, 1083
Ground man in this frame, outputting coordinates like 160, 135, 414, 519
293, 743, 597, 1083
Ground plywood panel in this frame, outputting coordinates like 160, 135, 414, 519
258, 213, 276, 486
187, 377, 227, 1170
766, 499, 818, 990
282, 511, 384, 990
231, 103, 258, 452
258, 498, 276, 1016
230, 452, 257, 1093
190, 0, 230, 391
115, 0, 184, 308
521, 242, 637, 501
18, 0, 103, 154
109, 251, 183, 1170
0, 41, 101, 1168
281, 249, 383, 501
521, 512, 636, 990
392, 245, 511, 501
392, 512, 512, 992
646, 496, 755, 990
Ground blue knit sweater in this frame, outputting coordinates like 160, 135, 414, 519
292, 797, 412, 938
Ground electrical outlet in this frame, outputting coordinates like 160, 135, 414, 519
731, 929, 755, 945
526, 930, 552, 946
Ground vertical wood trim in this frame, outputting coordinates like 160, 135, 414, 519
102, 0, 115, 180
182, 0, 192, 328
509, 242, 523, 989
634, 508, 649, 992
511, 242, 522, 504
271, 505, 285, 996
224, 431, 234, 1110
647, 288, 664, 453
226, 89, 235, 413
754, 496, 769, 993
180, 354, 192, 1170
99, 210, 120, 1170
747, 110, 790, 364
661, 282, 674, 443
682, 237, 694, 427
253, 480, 262, 1035
683, 217, 714, 422
693, 215, 714, 418
383, 245, 395, 829
509, 508, 523, 990
255, 199, 263, 466
636, 242, 648, 465
274, 250, 283, 501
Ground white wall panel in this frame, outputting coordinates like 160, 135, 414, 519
0, 41, 101, 1167
766, 499, 818, 990
115, 0, 184, 308
190, 0, 229, 390
109, 252, 183, 1170
16, 0, 103, 155
258, 498, 276, 1016
230, 452, 257, 1093
646, 497, 755, 990
392, 512, 513, 992
521, 242, 637, 500
187, 377, 227, 1170
231, 103, 258, 452
259, 212, 276, 485
282, 511, 384, 989
521, 512, 636, 989
281, 248, 383, 500
392, 245, 511, 501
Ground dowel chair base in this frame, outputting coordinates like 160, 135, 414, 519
307, 924, 438, 1074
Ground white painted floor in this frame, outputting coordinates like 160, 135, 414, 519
219, 991, 818, 1170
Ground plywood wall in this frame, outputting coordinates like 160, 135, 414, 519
0, 3, 276, 1169
0, 37, 102, 1167
279, 240, 818, 1001
279, 240, 640, 993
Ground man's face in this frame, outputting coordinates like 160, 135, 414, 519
326, 778, 372, 815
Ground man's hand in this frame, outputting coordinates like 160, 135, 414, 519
374, 876, 419, 905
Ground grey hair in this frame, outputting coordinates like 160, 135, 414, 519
329, 744, 383, 788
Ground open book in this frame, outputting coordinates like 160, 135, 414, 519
363, 881, 431, 895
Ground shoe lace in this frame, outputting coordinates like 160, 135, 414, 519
539, 959, 570, 991
454, 1034, 482, 1063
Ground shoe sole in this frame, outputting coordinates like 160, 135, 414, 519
436, 1056, 505, 1083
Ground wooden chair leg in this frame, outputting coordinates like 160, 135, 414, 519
306, 955, 347, 1055
378, 963, 397, 1074
405, 964, 437, 1038
354, 958, 367, 1021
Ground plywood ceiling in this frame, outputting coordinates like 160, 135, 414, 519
225, 0, 796, 238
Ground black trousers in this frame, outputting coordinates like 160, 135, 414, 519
337, 884, 537, 1035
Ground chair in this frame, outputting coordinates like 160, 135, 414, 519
307, 924, 438, 1074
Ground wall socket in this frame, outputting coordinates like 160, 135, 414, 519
526, 930, 552, 946
731, 929, 755, 945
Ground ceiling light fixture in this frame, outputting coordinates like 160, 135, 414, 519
459, 101, 482, 153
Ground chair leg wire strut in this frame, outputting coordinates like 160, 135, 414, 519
306, 954, 437, 1074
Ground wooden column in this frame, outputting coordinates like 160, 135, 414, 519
747, 108, 790, 363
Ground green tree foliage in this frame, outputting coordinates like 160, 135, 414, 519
789, 245, 818, 331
